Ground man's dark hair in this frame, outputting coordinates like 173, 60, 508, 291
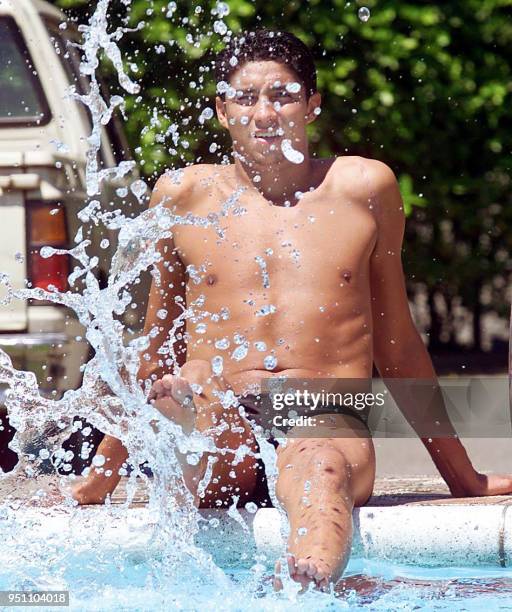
213, 29, 317, 101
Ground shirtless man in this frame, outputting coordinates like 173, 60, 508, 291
72, 30, 512, 590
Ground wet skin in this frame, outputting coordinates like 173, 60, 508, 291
73, 60, 512, 592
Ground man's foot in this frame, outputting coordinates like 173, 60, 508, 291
149, 374, 197, 434
71, 478, 114, 505
273, 550, 341, 592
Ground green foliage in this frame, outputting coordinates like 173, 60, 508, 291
48, 0, 512, 350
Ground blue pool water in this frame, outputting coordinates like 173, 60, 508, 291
3, 540, 512, 611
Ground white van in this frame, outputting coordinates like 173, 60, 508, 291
0, 0, 142, 469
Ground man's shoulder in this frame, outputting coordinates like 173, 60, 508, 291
332, 156, 397, 193
152, 163, 223, 208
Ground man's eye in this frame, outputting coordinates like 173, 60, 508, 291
236, 95, 256, 104
275, 92, 295, 102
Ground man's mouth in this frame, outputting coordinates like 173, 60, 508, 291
253, 130, 283, 144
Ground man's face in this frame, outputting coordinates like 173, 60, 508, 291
215, 60, 321, 167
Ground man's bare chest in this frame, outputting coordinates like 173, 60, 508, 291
173, 188, 377, 294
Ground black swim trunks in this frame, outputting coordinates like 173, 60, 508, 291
237, 389, 370, 436
237, 389, 370, 507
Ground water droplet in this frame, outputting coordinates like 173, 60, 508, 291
213, 20, 227, 35
245, 502, 258, 514
215, 338, 230, 350
256, 304, 276, 317
281, 139, 304, 164
130, 179, 148, 200
231, 344, 249, 361
100, 239, 110, 249
211, 355, 223, 376
40, 246, 55, 259
216, 1, 230, 16
187, 453, 200, 465
156, 309, 168, 320
254, 341, 267, 352
195, 323, 207, 334
14, 252, 24, 263
92, 454, 106, 467
264, 355, 277, 370
297, 527, 308, 536
38, 449, 50, 460
285, 81, 301, 93
358, 6, 371, 22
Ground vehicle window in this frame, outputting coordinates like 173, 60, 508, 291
0, 17, 51, 126
43, 18, 132, 165
42, 18, 92, 132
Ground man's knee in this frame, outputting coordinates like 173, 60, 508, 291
278, 441, 352, 498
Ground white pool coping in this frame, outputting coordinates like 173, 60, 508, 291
4, 503, 512, 568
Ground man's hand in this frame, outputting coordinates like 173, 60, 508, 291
461, 472, 512, 498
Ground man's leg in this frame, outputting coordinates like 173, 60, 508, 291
153, 359, 261, 507
274, 414, 375, 590
73, 360, 261, 508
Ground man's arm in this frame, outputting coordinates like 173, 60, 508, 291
367, 159, 512, 497
73, 171, 189, 504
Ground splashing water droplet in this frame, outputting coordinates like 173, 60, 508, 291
40, 246, 55, 259
263, 355, 277, 370
211, 355, 223, 376
92, 454, 106, 467
130, 179, 148, 200
215, 2, 230, 18
285, 81, 301, 93
256, 304, 276, 317
215, 338, 230, 350
231, 344, 249, 361
281, 139, 304, 164
358, 6, 371, 22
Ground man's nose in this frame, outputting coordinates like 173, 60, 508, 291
253, 96, 279, 126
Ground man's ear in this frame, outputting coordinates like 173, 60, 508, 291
215, 95, 229, 129
305, 92, 322, 124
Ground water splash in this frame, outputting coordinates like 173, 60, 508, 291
0, 0, 301, 604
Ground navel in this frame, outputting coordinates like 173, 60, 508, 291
206, 273, 217, 286
341, 269, 352, 283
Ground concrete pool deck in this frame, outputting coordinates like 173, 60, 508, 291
110, 476, 512, 568
3, 474, 512, 568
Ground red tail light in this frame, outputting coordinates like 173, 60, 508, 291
27, 204, 69, 292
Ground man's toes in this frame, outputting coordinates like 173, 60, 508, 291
306, 562, 317, 578
286, 554, 296, 577
273, 560, 283, 591
314, 563, 332, 588
296, 558, 310, 575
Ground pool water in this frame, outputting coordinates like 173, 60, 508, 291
2, 519, 512, 612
